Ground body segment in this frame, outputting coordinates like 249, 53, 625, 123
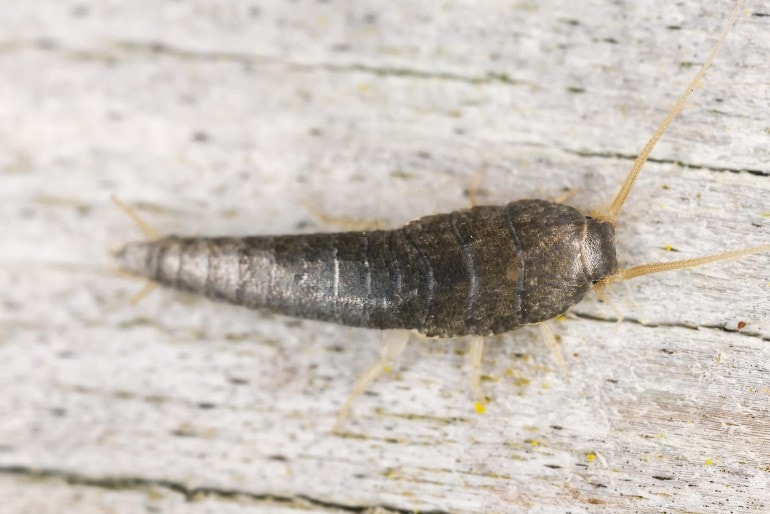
117, 199, 617, 337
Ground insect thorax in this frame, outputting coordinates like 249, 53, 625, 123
403, 200, 617, 337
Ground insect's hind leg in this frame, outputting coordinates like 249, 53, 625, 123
301, 199, 390, 231
334, 329, 411, 431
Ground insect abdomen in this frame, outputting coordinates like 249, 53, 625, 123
116, 199, 616, 337
117, 230, 428, 330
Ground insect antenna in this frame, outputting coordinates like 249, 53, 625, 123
595, 0, 744, 223
600, 244, 770, 287
592, 1, 770, 288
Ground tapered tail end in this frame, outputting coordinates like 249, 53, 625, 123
113, 241, 155, 278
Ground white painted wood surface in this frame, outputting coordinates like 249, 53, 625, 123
1, 1, 769, 512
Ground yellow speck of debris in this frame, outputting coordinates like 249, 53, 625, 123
474, 401, 486, 414
383, 366, 391, 374
586, 453, 596, 463
664, 245, 673, 252
541, 382, 550, 390
705, 458, 714, 466
762, 212, 770, 218
555, 314, 566, 322
514, 378, 531, 387
661, 184, 670, 190
357, 83, 370, 93
530, 439, 539, 447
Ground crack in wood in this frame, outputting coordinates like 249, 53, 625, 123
0, 466, 451, 514
571, 311, 770, 342
567, 150, 769, 177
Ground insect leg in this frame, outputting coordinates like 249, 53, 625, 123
468, 336, 486, 413
593, 284, 624, 333
552, 188, 581, 204
334, 329, 411, 430
538, 322, 569, 380
467, 170, 485, 207
301, 199, 389, 231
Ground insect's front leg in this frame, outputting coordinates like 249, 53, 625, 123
539, 322, 568, 380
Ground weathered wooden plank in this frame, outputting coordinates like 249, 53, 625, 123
1, 1, 768, 512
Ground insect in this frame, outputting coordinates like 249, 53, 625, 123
116, 1, 767, 421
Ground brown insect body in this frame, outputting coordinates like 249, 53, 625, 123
117, 199, 617, 337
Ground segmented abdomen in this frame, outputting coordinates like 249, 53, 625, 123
117, 200, 608, 337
